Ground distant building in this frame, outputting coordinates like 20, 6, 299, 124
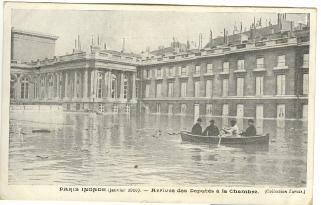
10, 13, 310, 120
11, 28, 58, 62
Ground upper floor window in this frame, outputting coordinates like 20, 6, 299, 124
303, 74, 309, 95
236, 77, 244, 96
181, 66, 187, 76
303, 54, 309, 68
168, 82, 174, 97
169, 67, 175, 76
256, 57, 264, 69
223, 62, 229, 72
276, 74, 286, 95
195, 65, 201, 75
156, 82, 162, 97
194, 81, 200, 97
156, 69, 162, 78
206, 64, 213, 73
237, 59, 245, 70
181, 82, 187, 97
145, 83, 150, 98
277, 55, 286, 67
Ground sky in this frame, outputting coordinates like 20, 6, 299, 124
12, 9, 308, 56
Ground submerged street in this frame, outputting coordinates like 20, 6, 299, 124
9, 111, 307, 187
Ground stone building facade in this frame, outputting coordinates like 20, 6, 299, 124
10, 14, 310, 120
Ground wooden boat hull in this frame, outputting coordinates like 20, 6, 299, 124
180, 131, 269, 145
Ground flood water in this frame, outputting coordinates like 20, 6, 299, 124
9, 111, 307, 187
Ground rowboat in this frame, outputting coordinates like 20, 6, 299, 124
180, 131, 269, 145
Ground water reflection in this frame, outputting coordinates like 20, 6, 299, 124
9, 111, 307, 187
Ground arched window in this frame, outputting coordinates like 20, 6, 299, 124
40, 76, 45, 98
123, 76, 128, 99
111, 74, 117, 99
21, 77, 29, 99
96, 72, 103, 98
34, 77, 39, 99
10, 75, 16, 99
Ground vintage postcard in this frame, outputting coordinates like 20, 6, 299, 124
0, 2, 316, 204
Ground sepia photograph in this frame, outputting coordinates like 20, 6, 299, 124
0, 2, 316, 204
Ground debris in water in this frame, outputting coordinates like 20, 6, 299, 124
32, 129, 51, 133
36, 155, 49, 159
134, 165, 138, 168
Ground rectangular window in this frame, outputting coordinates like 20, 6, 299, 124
222, 79, 229, 96
222, 104, 229, 116
168, 82, 174, 97
236, 77, 244, 96
237, 59, 245, 70
302, 104, 308, 120
276, 75, 286, 95
181, 82, 187, 97
181, 104, 187, 114
168, 104, 173, 115
145, 83, 150, 98
169, 67, 174, 76
195, 65, 201, 75
237, 104, 244, 117
194, 81, 200, 97
156, 82, 162, 97
303, 54, 309, 67
156, 103, 161, 114
223, 62, 229, 72
277, 55, 286, 67
206, 79, 213, 97
256, 104, 264, 119
206, 64, 213, 73
156, 69, 162, 78
165, 67, 169, 77
181, 66, 187, 76
206, 104, 213, 116
177, 66, 181, 76
303, 74, 309, 95
255, 76, 264, 96
277, 104, 285, 119
256, 58, 264, 69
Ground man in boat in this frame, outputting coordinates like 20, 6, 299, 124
242, 119, 257, 136
222, 119, 239, 136
202, 119, 220, 136
191, 118, 202, 135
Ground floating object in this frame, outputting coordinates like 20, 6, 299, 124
36, 155, 49, 159
134, 165, 138, 168
32, 129, 51, 133
180, 131, 270, 145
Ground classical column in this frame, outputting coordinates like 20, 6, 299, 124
103, 71, 108, 99
74, 71, 78, 99
64, 71, 69, 99
55, 73, 59, 99
131, 72, 137, 101
119, 72, 124, 99
107, 70, 112, 98
83, 69, 88, 100
90, 69, 96, 99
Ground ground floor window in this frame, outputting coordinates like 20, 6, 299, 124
277, 104, 285, 119
156, 103, 161, 114
168, 104, 173, 115
206, 104, 213, 116
303, 74, 309, 95
112, 104, 118, 113
98, 103, 104, 112
181, 104, 187, 114
222, 104, 229, 116
302, 104, 308, 120
126, 104, 130, 113
76, 103, 81, 111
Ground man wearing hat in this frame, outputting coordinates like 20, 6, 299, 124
243, 119, 257, 136
202, 119, 220, 136
192, 118, 203, 135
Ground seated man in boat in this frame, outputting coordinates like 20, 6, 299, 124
222, 119, 239, 136
241, 119, 257, 136
202, 119, 220, 136
191, 118, 203, 135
